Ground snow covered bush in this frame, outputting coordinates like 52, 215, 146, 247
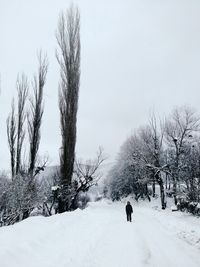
0, 174, 41, 225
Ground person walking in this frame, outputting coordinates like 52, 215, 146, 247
125, 201, 133, 222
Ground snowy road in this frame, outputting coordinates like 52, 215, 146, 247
0, 200, 200, 267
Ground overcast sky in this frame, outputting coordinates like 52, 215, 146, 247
1, 0, 200, 170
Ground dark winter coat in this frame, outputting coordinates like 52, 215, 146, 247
126, 203, 133, 214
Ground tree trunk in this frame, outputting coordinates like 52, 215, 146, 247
159, 180, 166, 209
165, 173, 168, 190
156, 173, 166, 209
152, 178, 155, 197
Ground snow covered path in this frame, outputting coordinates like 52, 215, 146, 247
0, 200, 200, 267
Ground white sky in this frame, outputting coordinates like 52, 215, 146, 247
1, 0, 200, 170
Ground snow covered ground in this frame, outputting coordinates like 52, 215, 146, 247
0, 199, 200, 267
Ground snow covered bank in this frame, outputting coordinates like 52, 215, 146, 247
0, 200, 200, 267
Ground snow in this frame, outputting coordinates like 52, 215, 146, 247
0, 199, 200, 267
51, 185, 60, 191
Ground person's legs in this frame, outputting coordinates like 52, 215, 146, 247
126, 213, 129, 221
130, 213, 132, 222
127, 213, 131, 222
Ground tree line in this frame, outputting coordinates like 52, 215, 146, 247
107, 106, 200, 215
0, 5, 105, 226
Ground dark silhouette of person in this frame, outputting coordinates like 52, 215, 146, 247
125, 201, 133, 222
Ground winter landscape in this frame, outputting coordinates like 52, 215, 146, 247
1, 198, 200, 267
1, 0, 200, 267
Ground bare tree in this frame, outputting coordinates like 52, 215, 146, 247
144, 115, 166, 208
164, 106, 200, 200
71, 148, 106, 209
109, 113, 167, 208
7, 75, 28, 178
56, 5, 81, 210
7, 100, 16, 180
16, 75, 28, 175
28, 52, 48, 177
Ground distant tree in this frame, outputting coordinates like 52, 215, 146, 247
180, 140, 200, 201
7, 75, 28, 179
107, 106, 200, 211
7, 100, 16, 179
56, 5, 81, 212
72, 148, 106, 209
141, 115, 166, 208
108, 133, 151, 201
164, 106, 200, 200
16, 75, 28, 175
28, 52, 48, 177
108, 114, 166, 208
